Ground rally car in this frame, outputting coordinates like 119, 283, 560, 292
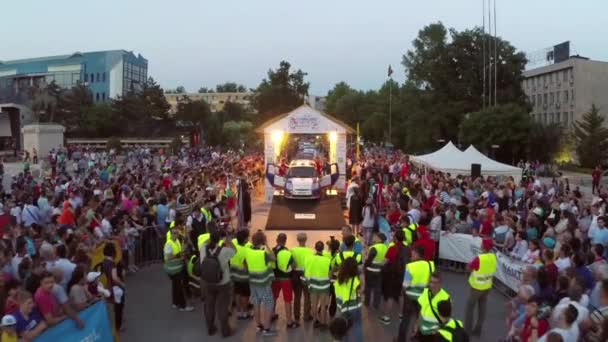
266, 159, 339, 199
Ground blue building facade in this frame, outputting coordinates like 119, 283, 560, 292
0, 50, 148, 104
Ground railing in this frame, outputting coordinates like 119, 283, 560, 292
130, 226, 165, 267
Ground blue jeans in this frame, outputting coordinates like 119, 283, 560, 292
344, 308, 362, 342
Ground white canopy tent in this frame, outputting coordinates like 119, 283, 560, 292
410, 141, 522, 179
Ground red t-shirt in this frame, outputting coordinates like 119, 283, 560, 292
400, 164, 409, 179
469, 256, 480, 270
385, 245, 400, 263
520, 317, 548, 342
544, 263, 558, 286
413, 238, 436, 261
388, 210, 401, 226
480, 220, 493, 236
58, 209, 76, 226
34, 287, 60, 318
592, 169, 601, 182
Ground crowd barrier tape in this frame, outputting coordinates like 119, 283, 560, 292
34, 301, 113, 342
439, 233, 525, 292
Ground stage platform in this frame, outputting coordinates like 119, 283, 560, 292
265, 196, 345, 231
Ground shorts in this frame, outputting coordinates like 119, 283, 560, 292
250, 285, 274, 309
234, 281, 251, 297
271, 279, 294, 303
382, 272, 403, 301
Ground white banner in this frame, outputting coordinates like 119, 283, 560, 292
439, 233, 523, 291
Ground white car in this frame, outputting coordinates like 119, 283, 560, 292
284, 160, 321, 199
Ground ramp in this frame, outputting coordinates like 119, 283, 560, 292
265, 196, 345, 231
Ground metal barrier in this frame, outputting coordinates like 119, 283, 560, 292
131, 226, 165, 267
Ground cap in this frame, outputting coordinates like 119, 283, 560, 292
532, 207, 543, 216
1, 315, 16, 327
481, 191, 489, 199
481, 238, 493, 251
542, 237, 556, 249
87, 271, 101, 282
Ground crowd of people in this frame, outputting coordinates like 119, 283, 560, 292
0, 144, 262, 341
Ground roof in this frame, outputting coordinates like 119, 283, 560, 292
0, 50, 139, 66
256, 104, 356, 134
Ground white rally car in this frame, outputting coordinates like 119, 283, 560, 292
266, 159, 339, 200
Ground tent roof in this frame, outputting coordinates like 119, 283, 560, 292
462, 145, 522, 174
256, 104, 356, 134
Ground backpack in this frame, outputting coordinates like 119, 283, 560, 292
200, 245, 223, 284
440, 321, 469, 342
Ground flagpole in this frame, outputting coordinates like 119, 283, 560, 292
389, 77, 392, 144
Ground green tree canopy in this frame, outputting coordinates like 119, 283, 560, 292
175, 96, 211, 128
198, 87, 214, 93
252, 61, 309, 123
175, 85, 186, 93
215, 82, 248, 93
573, 104, 608, 167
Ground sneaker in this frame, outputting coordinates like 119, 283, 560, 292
256, 324, 264, 332
378, 316, 391, 325
287, 321, 300, 329
271, 314, 279, 322
172, 304, 178, 310
179, 306, 195, 312
262, 329, 277, 337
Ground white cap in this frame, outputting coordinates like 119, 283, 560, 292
87, 271, 101, 282
1, 315, 16, 327
481, 191, 489, 199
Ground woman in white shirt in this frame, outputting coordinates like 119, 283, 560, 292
555, 244, 573, 272
510, 231, 529, 260
361, 198, 376, 246
522, 239, 541, 264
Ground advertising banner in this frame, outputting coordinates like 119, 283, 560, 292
35, 301, 113, 342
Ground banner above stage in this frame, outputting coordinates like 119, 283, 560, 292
256, 105, 356, 135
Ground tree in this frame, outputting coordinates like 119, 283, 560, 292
175, 85, 186, 93
252, 61, 309, 123
573, 105, 608, 167
175, 96, 211, 128
237, 84, 247, 93
198, 87, 214, 93
325, 82, 357, 115
80, 104, 117, 137
361, 112, 388, 143
55, 83, 94, 131
222, 120, 255, 147
30, 81, 62, 122
223, 101, 247, 121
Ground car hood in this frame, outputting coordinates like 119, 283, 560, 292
290, 177, 314, 188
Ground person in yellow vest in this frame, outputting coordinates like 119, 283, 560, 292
245, 231, 277, 337
436, 300, 467, 342
464, 238, 497, 336
163, 225, 194, 312
415, 272, 451, 341
291, 232, 314, 322
304, 241, 332, 329
230, 229, 253, 320
399, 245, 434, 340
201, 201, 214, 226
401, 215, 419, 246
271, 233, 299, 329
326, 238, 341, 318
334, 235, 362, 270
380, 230, 409, 326
334, 256, 363, 341
363, 232, 387, 310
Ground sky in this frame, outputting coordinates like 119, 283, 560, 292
2, 0, 607, 95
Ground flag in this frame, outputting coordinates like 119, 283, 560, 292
387, 64, 393, 77
356, 122, 360, 161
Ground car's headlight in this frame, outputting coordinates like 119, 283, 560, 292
286, 180, 293, 190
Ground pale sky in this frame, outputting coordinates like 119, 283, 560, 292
2, 0, 607, 95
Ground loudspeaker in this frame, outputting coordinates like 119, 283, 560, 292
471, 163, 481, 178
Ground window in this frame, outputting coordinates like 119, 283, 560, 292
563, 69, 568, 81
537, 94, 541, 107
543, 113, 547, 124
90, 73, 95, 83
543, 93, 548, 104
96, 73, 100, 82
96, 93, 99, 101
571, 89, 575, 103
102, 72, 106, 82
570, 112, 574, 124
563, 112, 568, 125
102, 93, 106, 101
530, 96, 535, 106
84, 73, 88, 82
556, 91, 560, 102
550, 92, 554, 104
564, 90, 569, 103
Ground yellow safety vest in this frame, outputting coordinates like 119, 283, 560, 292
230, 239, 252, 282
366, 243, 388, 273
403, 223, 418, 245
334, 276, 361, 313
245, 248, 274, 286
274, 247, 293, 279
304, 254, 331, 292
164, 238, 182, 261
200, 207, 213, 222
197, 233, 223, 251
334, 250, 362, 266
468, 253, 497, 291
187, 255, 197, 278
404, 260, 435, 299
290, 246, 314, 272
437, 318, 464, 342
418, 288, 451, 335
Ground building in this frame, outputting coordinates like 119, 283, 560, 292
522, 56, 608, 127
165, 92, 252, 114
305, 95, 327, 112
0, 50, 148, 104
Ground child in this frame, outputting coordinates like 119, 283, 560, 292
86, 272, 111, 298
1, 315, 17, 342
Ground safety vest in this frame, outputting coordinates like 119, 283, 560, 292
197, 233, 223, 251
403, 223, 418, 245
290, 246, 314, 272
437, 318, 464, 342
245, 248, 274, 286
404, 260, 435, 299
187, 255, 197, 278
468, 253, 497, 291
388, 241, 407, 248
230, 240, 251, 282
366, 243, 388, 273
200, 207, 213, 222
334, 250, 362, 266
418, 288, 451, 335
335, 276, 361, 314
273, 246, 293, 280
304, 253, 331, 292
164, 238, 182, 261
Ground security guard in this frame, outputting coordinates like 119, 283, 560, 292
436, 300, 466, 342
244, 231, 275, 336
464, 238, 497, 336
201, 201, 214, 225
163, 225, 193, 311
399, 245, 435, 341
416, 272, 451, 341
304, 241, 332, 328
198, 232, 224, 251
363, 232, 387, 310
231, 229, 252, 320
272, 233, 299, 328
401, 215, 418, 246
186, 254, 200, 291
290, 233, 314, 322
334, 257, 363, 340
334, 235, 363, 268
